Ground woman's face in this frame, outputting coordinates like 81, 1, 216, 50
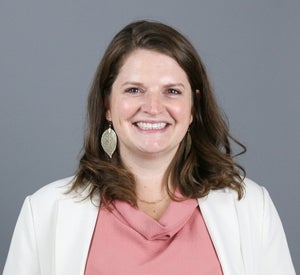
106, 49, 193, 159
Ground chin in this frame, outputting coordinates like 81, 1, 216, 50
137, 145, 177, 156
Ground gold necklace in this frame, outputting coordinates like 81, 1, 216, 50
137, 194, 168, 205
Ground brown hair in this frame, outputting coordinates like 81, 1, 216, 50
71, 20, 246, 205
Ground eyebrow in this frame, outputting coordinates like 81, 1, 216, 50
121, 81, 145, 88
121, 81, 186, 89
164, 83, 186, 89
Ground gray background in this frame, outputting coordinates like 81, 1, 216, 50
1, 0, 299, 272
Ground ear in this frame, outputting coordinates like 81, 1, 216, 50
189, 114, 193, 125
104, 95, 112, 121
106, 109, 112, 121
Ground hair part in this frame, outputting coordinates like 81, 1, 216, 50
71, 20, 246, 206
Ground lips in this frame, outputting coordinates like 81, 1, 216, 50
135, 122, 167, 130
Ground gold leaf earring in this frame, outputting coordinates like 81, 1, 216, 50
101, 123, 117, 158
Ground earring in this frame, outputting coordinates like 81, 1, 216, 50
101, 123, 117, 158
184, 130, 191, 159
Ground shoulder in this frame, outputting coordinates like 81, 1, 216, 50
206, 177, 271, 218
29, 176, 75, 203
208, 177, 267, 203
228, 177, 270, 212
239, 177, 274, 212
28, 176, 97, 212
241, 177, 266, 203
27, 176, 92, 212
228, 178, 276, 228
218, 177, 268, 203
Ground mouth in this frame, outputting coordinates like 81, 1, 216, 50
135, 122, 168, 130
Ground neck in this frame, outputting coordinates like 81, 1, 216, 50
119, 148, 178, 220
119, 148, 176, 199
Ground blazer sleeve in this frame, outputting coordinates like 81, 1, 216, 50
260, 187, 296, 275
3, 196, 41, 275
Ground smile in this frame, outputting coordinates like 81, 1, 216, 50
136, 122, 167, 130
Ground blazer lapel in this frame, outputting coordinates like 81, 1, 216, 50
198, 190, 245, 275
55, 195, 99, 275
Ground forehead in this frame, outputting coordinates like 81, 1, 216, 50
120, 49, 177, 68
115, 49, 190, 84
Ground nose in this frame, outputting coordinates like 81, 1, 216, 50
141, 91, 163, 114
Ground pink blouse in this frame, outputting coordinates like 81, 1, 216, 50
85, 197, 223, 275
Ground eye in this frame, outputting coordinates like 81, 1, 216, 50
167, 88, 181, 95
125, 87, 141, 94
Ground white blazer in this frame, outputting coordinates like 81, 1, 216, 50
3, 177, 296, 275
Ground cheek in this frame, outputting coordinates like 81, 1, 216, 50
171, 101, 193, 120
111, 97, 137, 121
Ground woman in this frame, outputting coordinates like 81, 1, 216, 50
3, 20, 295, 275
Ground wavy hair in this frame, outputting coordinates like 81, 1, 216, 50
71, 20, 246, 205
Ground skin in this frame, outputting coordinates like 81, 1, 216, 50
106, 49, 193, 219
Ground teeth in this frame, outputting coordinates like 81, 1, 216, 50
136, 122, 167, 130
